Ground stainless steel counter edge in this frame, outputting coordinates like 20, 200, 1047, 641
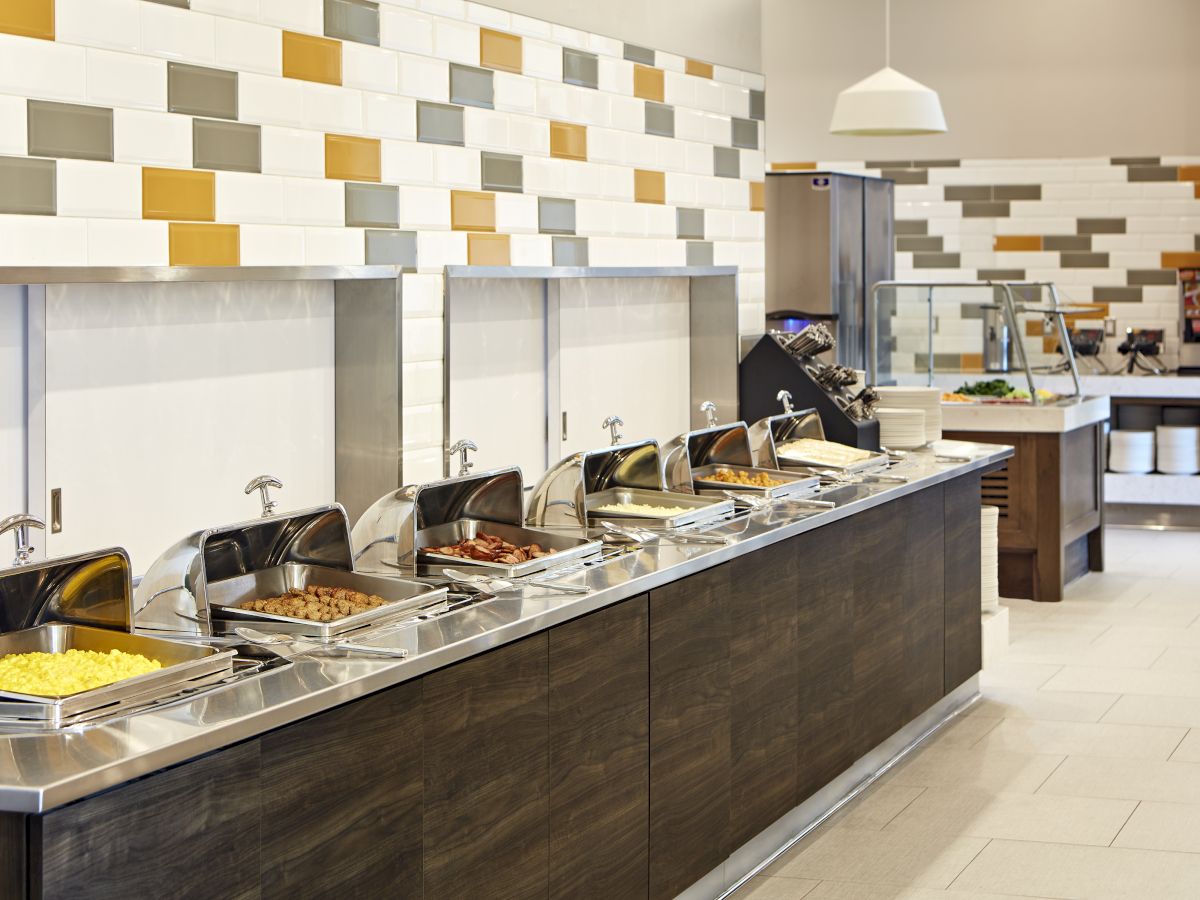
0, 445, 1012, 813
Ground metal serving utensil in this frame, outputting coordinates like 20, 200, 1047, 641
233, 626, 409, 658
598, 521, 729, 546
441, 567, 591, 596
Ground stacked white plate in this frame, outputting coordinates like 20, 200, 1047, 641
981, 506, 1000, 613
1156, 425, 1200, 475
1109, 430, 1155, 474
875, 406, 926, 449
875, 386, 942, 442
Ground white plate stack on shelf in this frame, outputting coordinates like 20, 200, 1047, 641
875, 386, 942, 442
1109, 430, 1156, 474
1156, 426, 1200, 475
874, 407, 926, 450
981, 506, 1000, 613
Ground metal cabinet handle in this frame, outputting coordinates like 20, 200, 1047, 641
0, 513, 46, 566
244, 475, 283, 518
776, 389, 793, 413
449, 439, 478, 477
700, 400, 718, 427
601, 415, 624, 446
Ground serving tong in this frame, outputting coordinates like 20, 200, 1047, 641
233, 626, 410, 658
783, 323, 836, 358
599, 520, 729, 547
441, 567, 591, 596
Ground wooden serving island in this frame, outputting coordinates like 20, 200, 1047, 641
0, 448, 1007, 900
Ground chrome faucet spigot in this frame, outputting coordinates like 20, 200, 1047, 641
601, 415, 624, 446
700, 401, 718, 427
777, 389, 794, 413
449, 439, 478, 477
244, 475, 283, 518
0, 514, 45, 566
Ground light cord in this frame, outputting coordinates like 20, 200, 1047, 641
885, 0, 891, 67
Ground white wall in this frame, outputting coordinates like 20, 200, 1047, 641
764, 0, 1200, 163
0, 287, 25, 521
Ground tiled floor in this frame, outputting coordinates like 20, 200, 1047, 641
732, 527, 1200, 900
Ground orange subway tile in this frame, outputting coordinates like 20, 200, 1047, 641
993, 235, 1042, 252
283, 31, 342, 85
325, 133, 380, 182
685, 59, 713, 78
1042, 336, 1059, 354
467, 232, 510, 265
169, 223, 240, 266
1064, 304, 1108, 328
479, 28, 521, 73
771, 162, 817, 171
1195, 182, 1200, 200
633, 64, 664, 102
750, 181, 765, 211
451, 190, 496, 232
143, 167, 215, 221
549, 121, 587, 161
960, 353, 984, 373
1025, 319, 1043, 337
1178, 165, 1200, 182
0, 0, 53, 40
1163, 251, 1200, 268
634, 169, 665, 204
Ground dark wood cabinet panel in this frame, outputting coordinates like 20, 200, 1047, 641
260, 683, 423, 899
945, 473, 983, 692
729, 537, 799, 849
0, 813, 26, 900
423, 634, 550, 900
549, 596, 649, 900
649, 564, 732, 900
902, 486, 946, 722
36, 740, 262, 900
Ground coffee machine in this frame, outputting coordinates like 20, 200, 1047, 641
1182, 269, 1200, 375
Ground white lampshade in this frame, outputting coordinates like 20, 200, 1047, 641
829, 66, 947, 136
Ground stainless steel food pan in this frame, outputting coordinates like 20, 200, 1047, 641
690, 464, 821, 501
585, 488, 735, 529
773, 445, 890, 474
417, 520, 602, 578
207, 563, 448, 639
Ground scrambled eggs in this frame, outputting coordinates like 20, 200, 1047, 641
0, 648, 161, 697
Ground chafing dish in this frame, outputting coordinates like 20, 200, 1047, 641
416, 519, 598, 577
587, 487, 735, 529
689, 464, 820, 501
748, 391, 889, 475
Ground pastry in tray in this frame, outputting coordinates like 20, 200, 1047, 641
776, 438, 874, 467
238, 585, 389, 622
422, 530, 556, 565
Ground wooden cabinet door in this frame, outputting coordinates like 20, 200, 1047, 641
423, 634, 550, 900
945, 473, 983, 692
902, 486, 946, 721
649, 564, 732, 900
549, 596, 650, 900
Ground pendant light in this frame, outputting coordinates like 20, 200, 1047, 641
829, 0, 947, 136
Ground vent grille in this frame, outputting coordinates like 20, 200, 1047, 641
981, 465, 1010, 519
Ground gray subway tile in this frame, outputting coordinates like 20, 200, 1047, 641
1127, 165, 1178, 182
1077, 217, 1125, 234
686, 241, 713, 266
193, 118, 260, 172
914, 159, 960, 167
1093, 286, 1143, 303
961, 304, 987, 320
345, 181, 399, 227
866, 159, 912, 169
562, 47, 598, 89
0, 156, 55, 215
552, 236, 588, 266
881, 168, 928, 185
896, 235, 943, 252
912, 252, 961, 269
449, 63, 493, 109
365, 229, 416, 267
27, 100, 113, 162
977, 268, 1026, 281
623, 43, 655, 66
538, 197, 575, 235
145, 0, 189, 6
324, 0, 379, 46
1043, 234, 1091, 251
714, 146, 739, 178
416, 101, 464, 146
1112, 156, 1160, 165
168, 62, 238, 120
731, 117, 758, 150
993, 184, 1041, 200
645, 101, 674, 137
1196, 234, 1200, 251
944, 185, 991, 201
1127, 269, 1178, 286
749, 89, 764, 121
676, 207, 704, 240
894, 220, 928, 235
961, 200, 1010, 217
914, 351, 963, 372
1060, 252, 1110, 268
481, 151, 522, 193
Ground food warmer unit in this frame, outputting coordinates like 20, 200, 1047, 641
0, 513, 235, 730
353, 442, 603, 578
134, 476, 449, 640
747, 391, 890, 477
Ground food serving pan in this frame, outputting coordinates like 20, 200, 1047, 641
0, 623, 234, 726
416, 519, 602, 578
774, 444, 891, 475
206, 563, 449, 639
585, 488, 735, 529
690, 464, 821, 501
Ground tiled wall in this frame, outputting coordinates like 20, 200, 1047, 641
777, 156, 1200, 374
0, 0, 766, 482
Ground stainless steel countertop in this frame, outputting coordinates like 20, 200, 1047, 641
0, 444, 1011, 813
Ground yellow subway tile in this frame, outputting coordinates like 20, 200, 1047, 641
685, 59, 713, 79
479, 27, 521, 73
633, 64, 664, 102
1024, 319, 1042, 338
283, 30, 342, 85
1163, 251, 1200, 268
634, 169, 665, 204
143, 167, 215, 221
0, 0, 53, 40
467, 232, 509, 265
750, 181, 765, 211
1041, 336, 1059, 354
960, 353, 984, 373
771, 161, 817, 171
993, 235, 1042, 252
169, 223, 240, 266
325, 133, 380, 182
451, 190, 496, 232
549, 121, 587, 161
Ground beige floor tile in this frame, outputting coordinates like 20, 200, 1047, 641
887, 745, 1065, 794
885, 787, 1135, 846
969, 685, 1119, 723
1150, 646, 1200, 673
1092, 623, 1200, 649
975, 717, 1186, 760
1112, 800, 1200, 853
1039, 755, 1200, 803
1042, 665, 1200, 698
1169, 728, 1200, 762
730, 875, 821, 899
979, 661, 1061, 689
804, 881, 1055, 900
1005, 636, 1164, 669
1102, 694, 1200, 728
951, 837, 1200, 899
827, 782, 926, 831
769, 828, 989, 889
921, 713, 1001, 748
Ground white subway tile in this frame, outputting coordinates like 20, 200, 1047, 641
507, 114, 548, 155
305, 225, 365, 264
535, 79, 569, 119
239, 72, 306, 127
434, 18, 478, 65
0, 34, 86, 102
597, 57, 632, 95
465, 2, 509, 28
742, 71, 764, 91
363, 92, 417, 139
588, 32, 622, 58
399, 53, 448, 102
550, 23, 587, 50
383, 139, 436, 184
402, 315, 445, 363
1043, 183, 1093, 200
402, 359, 444, 405
609, 95, 642, 133
192, 0, 259, 17
684, 142, 711, 176
57, 0, 140, 53
86, 219, 169, 265
418, 0, 466, 19
402, 447, 445, 483
240, 223, 307, 265
586, 127, 623, 165
568, 84, 610, 127
463, 107, 509, 150
522, 156, 565, 194
0, 215, 87, 265
741, 148, 765, 176
573, 198, 614, 236
692, 78, 725, 115
1109, 250, 1162, 268
493, 71, 536, 113
722, 84, 750, 118
507, 13, 552, 40
342, 42, 399, 93
663, 71, 697, 108
401, 272, 444, 317
508, 233, 551, 265
657, 51, 685, 73
0, 95, 27, 155
401, 186, 451, 229
303, 81, 364, 132
112, 108, 192, 166
432, 145, 480, 188
260, 0, 321, 33
522, 38, 562, 81
85, 48, 167, 110
664, 173, 697, 207
644, 204, 675, 238
57, 160, 141, 218
494, 192, 537, 232
140, 2, 215, 63
401, 403, 443, 449
261, 125, 325, 176
416, 230, 466, 269
216, 171, 285, 223
214, 16, 281, 76
1090, 234, 1143, 251
283, 177, 344, 226
380, 7, 435, 54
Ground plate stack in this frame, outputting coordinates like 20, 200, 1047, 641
875, 386, 942, 442
1109, 430, 1155, 474
875, 407, 926, 449
1156, 426, 1200, 475
981, 506, 1000, 613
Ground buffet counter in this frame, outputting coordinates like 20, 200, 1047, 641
0, 445, 1009, 900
